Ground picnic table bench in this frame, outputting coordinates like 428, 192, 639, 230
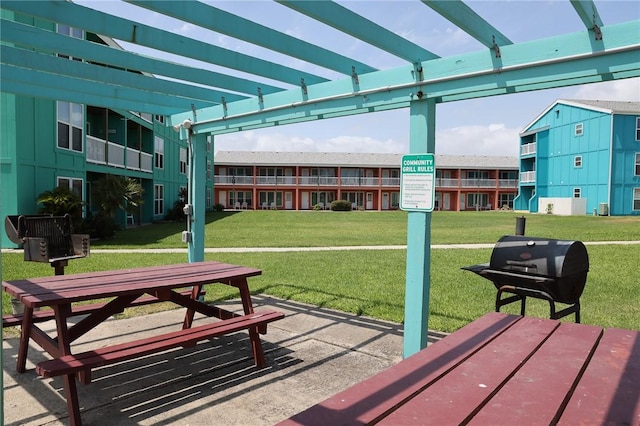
3, 261, 284, 426
280, 312, 639, 425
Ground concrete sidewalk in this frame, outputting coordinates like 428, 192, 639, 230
3, 295, 446, 425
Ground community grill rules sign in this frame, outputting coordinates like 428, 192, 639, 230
400, 154, 435, 212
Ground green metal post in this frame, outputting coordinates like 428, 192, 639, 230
187, 132, 206, 263
403, 98, 436, 357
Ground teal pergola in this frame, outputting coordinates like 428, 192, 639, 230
2, 0, 639, 357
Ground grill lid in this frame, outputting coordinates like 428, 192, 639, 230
489, 235, 589, 278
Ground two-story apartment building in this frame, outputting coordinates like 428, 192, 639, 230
213, 151, 519, 212
514, 100, 640, 216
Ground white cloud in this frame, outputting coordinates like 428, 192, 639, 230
571, 78, 640, 102
435, 124, 520, 157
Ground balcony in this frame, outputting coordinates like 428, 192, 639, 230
520, 171, 536, 183
214, 174, 519, 190
87, 135, 152, 173
521, 142, 537, 156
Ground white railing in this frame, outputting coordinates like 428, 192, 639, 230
438, 178, 459, 187
521, 142, 536, 156
87, 135, 151, 172
381, 177, 400, 186
498, 179, 518, 188
86, 135, 106, 164
520, 171, 536, 183
126, 147, 140, 170
459, 179, 497, 188
140, 152, 152, 172
213, 175, 521, 188
107, 142, 125, 168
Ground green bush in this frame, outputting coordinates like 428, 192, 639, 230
213, 203, 225, 212
330, 200, 352, 211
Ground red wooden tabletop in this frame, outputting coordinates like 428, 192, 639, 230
280, 312, 639, 426
3, 261, 261, 307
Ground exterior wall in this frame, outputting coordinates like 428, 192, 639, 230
609, 114, 640, 215
517, 101, 640, 216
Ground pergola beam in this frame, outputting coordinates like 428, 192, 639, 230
278, 0, 440, 63
126, 0, 377, 76
1, 0, 327, 87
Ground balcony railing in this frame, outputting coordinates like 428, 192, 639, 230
214, 174, 519, 189
87, 135, 152, 173
520, 171, 536, 183
521, 142, 537, 156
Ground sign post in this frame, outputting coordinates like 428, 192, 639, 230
400, 153, 435, 212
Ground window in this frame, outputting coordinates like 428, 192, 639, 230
154, 136, 164, 169
636, 118, 640, 141
574, 156, 583, 168
575, 123, 583, 136
635, 153, 640, 176
57, 177, 83, 201
207, 135, 212, 152
57, 101, 83, 152
498, 193, 515, 209
57, 24, 83, 61
573, 188, 581, 198
206, 188, 212, 208
207, 160, 212, 180
634, 188, 640, 211
230, 191, 253, 207
154, 115, 165, 124
259, 191, 282, 208
467, 193, 488, 209
154, 184, 164, 215
180, 147, 187, 174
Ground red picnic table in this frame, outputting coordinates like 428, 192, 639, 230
280, 312, 639, 425
3, 260, 284, 426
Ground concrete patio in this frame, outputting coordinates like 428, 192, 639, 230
3, 295, 446, 425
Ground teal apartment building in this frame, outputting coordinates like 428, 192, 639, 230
0, 20, 202, 248
515, 100, 640, 216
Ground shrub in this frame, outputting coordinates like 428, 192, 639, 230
87, 212, 119, 239
330, 200, 352, 211
312, 204, 323, 211
213, 203, 225, 212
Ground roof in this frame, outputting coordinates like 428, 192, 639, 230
558, 99, 640, 114
213, 151, 518, 170
521, 99, 640, 134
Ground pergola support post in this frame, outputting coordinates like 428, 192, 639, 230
188, 132, 207, 263
403, 98, 436, 358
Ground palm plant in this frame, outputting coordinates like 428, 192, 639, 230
37, 186, 84, 219
92, 175, 144, 218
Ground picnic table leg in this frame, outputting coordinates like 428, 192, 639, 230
236, 278, 266, 368
17, 305, 34, 373
182, 285, 203, 329
63, 374, 82, 426
53, 304, 85, 424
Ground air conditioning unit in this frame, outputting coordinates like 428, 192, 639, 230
598, 203, 609, 216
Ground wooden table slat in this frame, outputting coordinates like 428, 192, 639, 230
279, 312, 520, 426
559, 327, 640, 425
3, 261, 261, 306
467, 321, 602, 425
378, 316, 559, 425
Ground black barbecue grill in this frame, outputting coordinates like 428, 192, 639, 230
5, 214, 89, 275
463, 235, 589, 323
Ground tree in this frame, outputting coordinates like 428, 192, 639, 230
92, 175, 144, 218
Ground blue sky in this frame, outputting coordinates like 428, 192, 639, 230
77, 1, 640, 157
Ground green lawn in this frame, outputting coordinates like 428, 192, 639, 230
91, 210, 640, 248
3, 211, 639, 333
